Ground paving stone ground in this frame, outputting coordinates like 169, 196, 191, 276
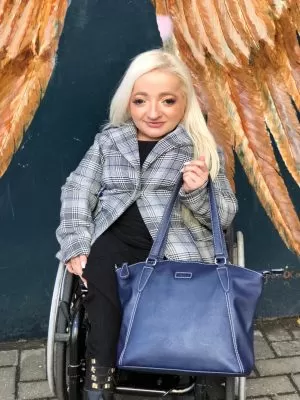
0, 317, 299, 400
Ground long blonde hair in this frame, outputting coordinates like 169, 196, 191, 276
109, 49, 219, 178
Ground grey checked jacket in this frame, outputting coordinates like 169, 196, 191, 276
56, 122, 238, 264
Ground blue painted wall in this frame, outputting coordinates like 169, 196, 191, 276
0, 0, 299, 341
235, 154, 300, 317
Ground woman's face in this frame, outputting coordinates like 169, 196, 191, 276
129, 69, 186, 141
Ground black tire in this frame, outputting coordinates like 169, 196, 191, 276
54, 342, 69, 400
67, 295, 88, 400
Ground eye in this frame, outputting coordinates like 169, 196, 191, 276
132, 98, 145, 105
163, 98, 176, 105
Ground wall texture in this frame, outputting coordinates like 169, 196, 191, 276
0, 0, 299, 341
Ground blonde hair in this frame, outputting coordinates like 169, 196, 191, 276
109, 49, 219, 178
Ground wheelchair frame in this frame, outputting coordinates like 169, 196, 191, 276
47, 231, 247, 400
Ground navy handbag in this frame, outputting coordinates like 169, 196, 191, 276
116, 176, 264, 376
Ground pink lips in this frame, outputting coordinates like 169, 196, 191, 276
146, 122, 165, 128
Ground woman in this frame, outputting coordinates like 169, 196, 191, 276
56, 48, 238, 400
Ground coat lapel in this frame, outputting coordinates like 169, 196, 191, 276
107, 121, 193, 170
108, 122, 140, 169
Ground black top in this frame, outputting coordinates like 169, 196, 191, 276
83, 140, 158, 288
108, 140, 157, 249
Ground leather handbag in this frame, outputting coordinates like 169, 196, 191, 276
116, 176, 264, 376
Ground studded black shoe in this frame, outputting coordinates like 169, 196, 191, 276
84, 358, 115, 400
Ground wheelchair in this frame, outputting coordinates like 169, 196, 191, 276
47, 231, 247, 400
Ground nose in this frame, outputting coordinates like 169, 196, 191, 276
147, 101, 161, 120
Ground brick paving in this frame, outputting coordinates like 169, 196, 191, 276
0, 318, 299, 400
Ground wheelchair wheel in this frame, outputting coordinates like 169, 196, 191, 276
47, 263, 74, 399
233, 231, 247, 400
47, 230, 247, 400
194, 231, 246, 400
54, 270, 73, 400
48, 264, 88, 400
65, 282, 88, 400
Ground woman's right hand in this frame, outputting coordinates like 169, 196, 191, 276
66, 255, 87, 286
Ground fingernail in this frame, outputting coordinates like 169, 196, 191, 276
183, 161, 191, 165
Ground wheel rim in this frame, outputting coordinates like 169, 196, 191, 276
47, 262, 66, 396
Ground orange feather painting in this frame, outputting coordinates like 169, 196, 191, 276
153, 0, 300, 256
0, 0, 69, 177
0, 0, 299, 257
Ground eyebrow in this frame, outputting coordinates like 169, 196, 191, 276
132, 91, 177, 97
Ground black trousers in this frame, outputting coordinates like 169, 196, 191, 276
82, 232, 150, 367
83, 282, 121, 367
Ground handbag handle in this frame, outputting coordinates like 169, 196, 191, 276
147, 175, 228, 265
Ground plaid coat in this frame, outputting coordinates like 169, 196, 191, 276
56, 122, 238, 264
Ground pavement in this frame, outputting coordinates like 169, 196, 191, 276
0, 317, 300, 400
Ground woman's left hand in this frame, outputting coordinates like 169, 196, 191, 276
181, 155, 209, 193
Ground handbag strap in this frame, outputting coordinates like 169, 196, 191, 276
207, 178, 229, 262
147, 175, 228, 265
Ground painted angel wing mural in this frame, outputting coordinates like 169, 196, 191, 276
1, 0, 299, 255
0, 0, 68, 177
153, 0, 300, 255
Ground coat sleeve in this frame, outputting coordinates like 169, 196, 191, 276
56, 133, 104, 263
178, 149, 238, 230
